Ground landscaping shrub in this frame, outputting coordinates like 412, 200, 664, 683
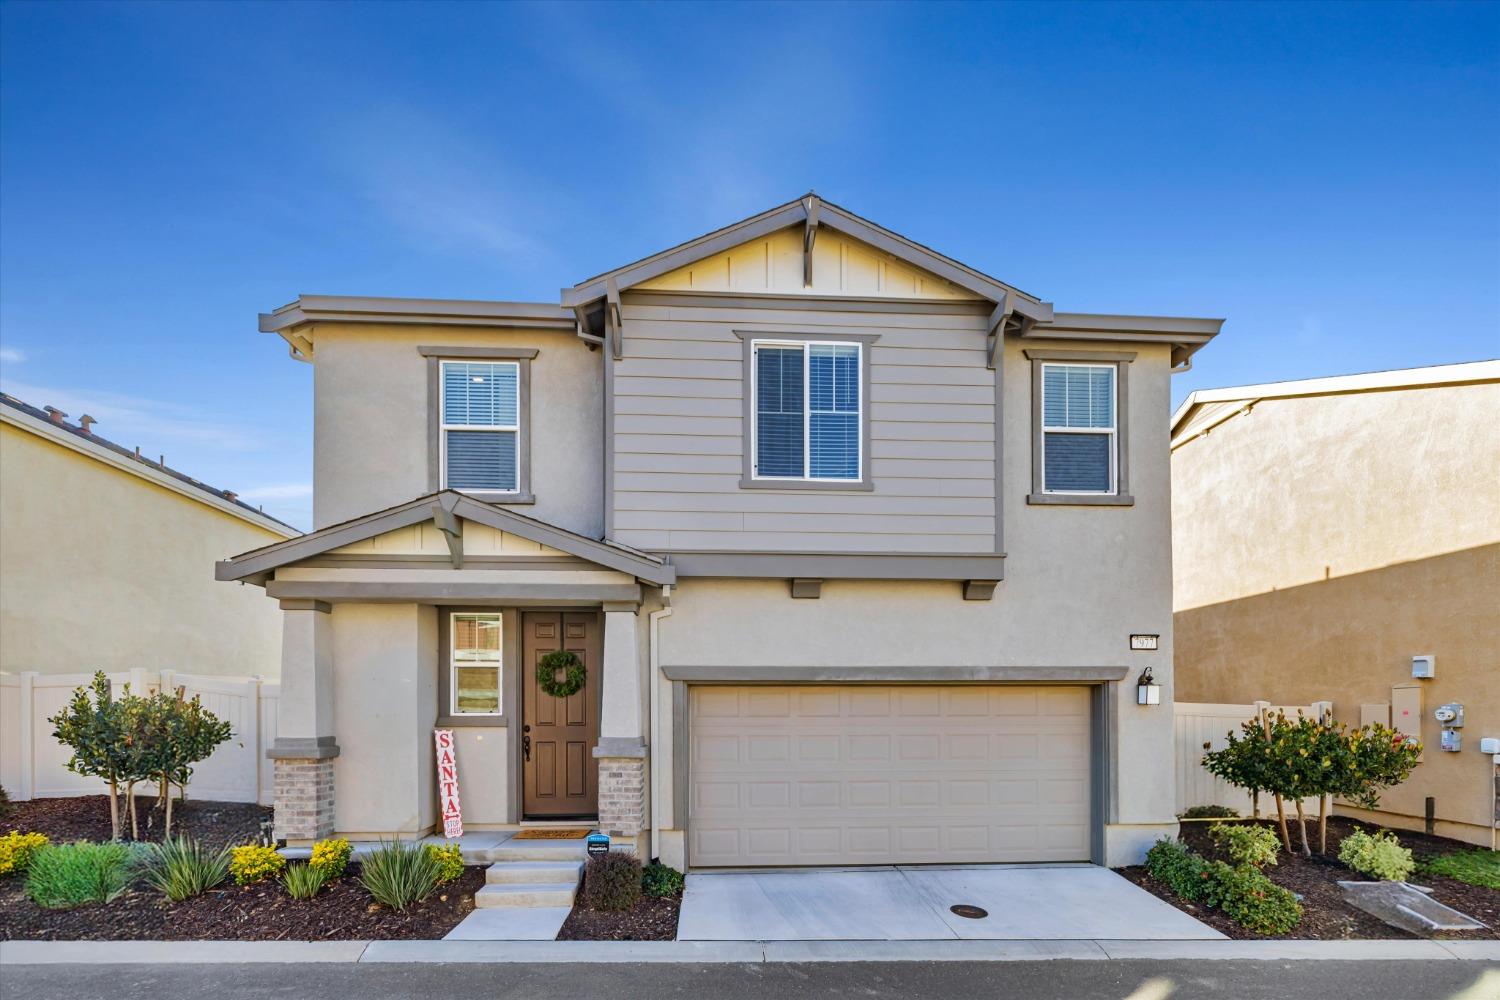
230, 844, 287, 885
1199, 860, 1302, 935
641, 860, 684, 898
1209, 823, 1281, 869
1146, 839, 1210, 901
143, 836, 229, 901
283, 862, 330, 900
0, 784, 11, 821
360, 840, 440, 910
0, 831, 50, 876
425, 843, 464, 885
26, 841, 137, 908
1146, 837, 1300, 935
309, 837, 353, 879
1418, 849, 1500, 890
1181, 805, 1240, 820
582, 851, 642, 912
1338, 828, 1415, 881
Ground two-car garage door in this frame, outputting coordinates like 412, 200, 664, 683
688, 684, 1092, 867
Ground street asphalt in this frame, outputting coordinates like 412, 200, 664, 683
1, 960, 1496, 1000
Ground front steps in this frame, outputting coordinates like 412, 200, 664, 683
474, 860, 585, 909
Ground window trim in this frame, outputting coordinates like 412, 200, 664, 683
732, 329, 879, 492
437, 607, 517, 728
423, 346, 536, 503
1024, 348, 1135, 507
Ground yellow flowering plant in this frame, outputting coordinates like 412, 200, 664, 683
0, 831, 49, 876
309, 838, 352, 879
230, 844, 286, 885
425, 842, 464, 884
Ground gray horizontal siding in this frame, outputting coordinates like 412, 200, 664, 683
612, 303, 997, 555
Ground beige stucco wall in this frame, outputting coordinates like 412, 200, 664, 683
1173, 382, 1500, 845
311, 323, 602, 535
0, 422, 288, 677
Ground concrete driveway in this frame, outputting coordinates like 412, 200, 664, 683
677, 864, 1225, 941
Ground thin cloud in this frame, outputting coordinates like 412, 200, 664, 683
0, 379, 265, 453
0, 348, 25, 363
237, 482, 313, 501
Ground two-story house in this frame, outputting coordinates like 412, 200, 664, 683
217, 195, 1222, 868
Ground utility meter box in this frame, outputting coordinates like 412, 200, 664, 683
1434, 703, 1464, 728
1411, 654, 1435, 679
1479, 737, 1500, 755
1439, 730, 1461, 753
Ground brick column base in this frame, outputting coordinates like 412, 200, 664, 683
273, 758, 336, 842
597, 757, 646, 838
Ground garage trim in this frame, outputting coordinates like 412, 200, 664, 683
661, 665, 1129, 684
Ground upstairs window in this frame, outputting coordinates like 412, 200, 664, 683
440, 360, 519, 492
1040, 362, 1117, 494
752, 340, 862, 481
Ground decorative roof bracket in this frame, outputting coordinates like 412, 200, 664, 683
802, 193, 820, 287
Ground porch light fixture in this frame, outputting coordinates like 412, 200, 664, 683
1136, 667, 1161, 706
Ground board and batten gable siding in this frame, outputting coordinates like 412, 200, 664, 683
610, 296, 998, 553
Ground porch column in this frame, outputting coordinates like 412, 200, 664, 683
267, 600, 339, 843
594, 601, 646, 841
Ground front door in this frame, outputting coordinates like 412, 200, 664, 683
522, 611, 600, 818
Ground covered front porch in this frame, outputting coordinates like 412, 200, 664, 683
215, 491, 674, 848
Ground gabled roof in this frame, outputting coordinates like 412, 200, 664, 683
216, 490, 674, 585
2, 393, 299, 537
561, 193, 1054, 325
1170, 359, 1500, 446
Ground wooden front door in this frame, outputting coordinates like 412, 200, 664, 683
522, 611, 600, 818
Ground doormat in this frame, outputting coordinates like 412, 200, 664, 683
512, 828, 592, 840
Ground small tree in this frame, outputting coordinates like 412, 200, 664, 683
48, 673, 145, 839
1203, 716, 1291, 852
1338, 723, 1422, 812
137, 688, 233, 838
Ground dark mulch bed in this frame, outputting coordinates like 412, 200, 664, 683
0, 863, 487, 941
1118, 815, 1499, 939
557, 867, 681, 941
5, 794, 271, 851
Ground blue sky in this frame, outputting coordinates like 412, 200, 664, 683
2, 1, 1496, 529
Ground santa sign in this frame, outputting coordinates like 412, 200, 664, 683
434, 729, 463, 839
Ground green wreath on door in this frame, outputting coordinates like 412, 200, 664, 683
536, 650, 586, 699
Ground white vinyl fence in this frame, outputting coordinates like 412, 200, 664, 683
1174, 699, 1330, 816
0, 671, 279, 806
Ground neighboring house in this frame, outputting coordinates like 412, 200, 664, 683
1171, 362, 1500, 848
0, 393, 298, 678
218, 194, 1222, 867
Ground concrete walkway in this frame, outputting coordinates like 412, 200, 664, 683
678, 864, 1225, 941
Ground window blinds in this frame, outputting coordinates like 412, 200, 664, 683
755, 342, 860, 480
441, 361, 519, 491
1041, 363, 1115, 493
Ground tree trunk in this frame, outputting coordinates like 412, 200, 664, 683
107, 779, 121, 841
127, 782, 140, 840
1293, 797, 1312, 856
1318, 794, 1329, 855
1252, 789, 1260, 821
1273, 792, 1292, 852
165, 789, 174, 839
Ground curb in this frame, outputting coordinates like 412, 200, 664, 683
3, 938, 1498, 965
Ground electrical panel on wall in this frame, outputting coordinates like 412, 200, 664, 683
1411, 654, 1435, 679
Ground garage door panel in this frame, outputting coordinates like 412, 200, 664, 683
689, 684, 1092, 867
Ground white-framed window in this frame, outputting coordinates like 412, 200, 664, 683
750, 339, 862, 481
440, 360, 520, 492
1040, 362, 1117, 494
449, 612, 502, 715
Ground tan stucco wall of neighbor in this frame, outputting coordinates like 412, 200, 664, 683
0, 422, 288, 677
1173, 382, 1500, 846
311, 323, 602, 535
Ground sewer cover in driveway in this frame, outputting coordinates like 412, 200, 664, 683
950, 905, 989, 919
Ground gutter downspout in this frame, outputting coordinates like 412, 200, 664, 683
648, 585, 673, 862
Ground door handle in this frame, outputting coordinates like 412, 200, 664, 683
522, 732, 531, 762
